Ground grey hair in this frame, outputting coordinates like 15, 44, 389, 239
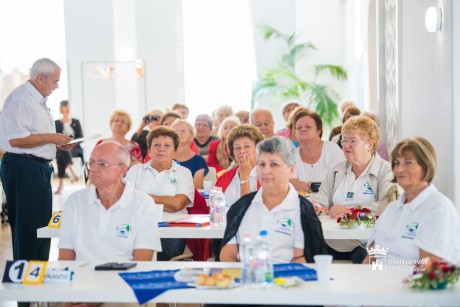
116, 144, 131, 167
249, 107, 274, 124
29, 58, 61, 80
195, 114, 214, 130
214, 105, 234, 118
256, 137, 296, 167
217, 116, 240, 138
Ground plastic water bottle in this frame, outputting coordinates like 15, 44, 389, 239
252, 230, 274, 288
240, 233, 255, 285
210, 186, 226, 228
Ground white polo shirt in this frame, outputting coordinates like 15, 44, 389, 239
59, 182, 162, 261
293, 141, 345, 183
125, 161, 195, 215
331, 157, 379, 213
368, 185, 460, 265
0, 81, 56, 159
227, 184, 304, 264
224, 166, 258, 208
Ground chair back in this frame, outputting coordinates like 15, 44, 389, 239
203, 166, 217, 187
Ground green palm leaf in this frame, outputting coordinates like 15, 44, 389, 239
253, 25, 347, 126
314, 64, 348, 80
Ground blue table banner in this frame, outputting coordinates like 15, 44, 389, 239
273, 263, 317, 281
119, 269, 193, 304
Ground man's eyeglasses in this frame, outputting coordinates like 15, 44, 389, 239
340, 139, 364, 147
85, 161, 124, 170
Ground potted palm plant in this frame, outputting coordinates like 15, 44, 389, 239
252, 24, 347, 127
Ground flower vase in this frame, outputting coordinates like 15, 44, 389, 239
430, 280, 448, 290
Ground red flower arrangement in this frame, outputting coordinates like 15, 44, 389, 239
403, 258, 460, 290
336, 206, 377, 228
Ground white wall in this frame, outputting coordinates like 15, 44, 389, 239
453, 0, 460, 208
135, 0, 184, 112
399, 0, 455, 201
0, 0, 67, 117
183, 0, 257, 122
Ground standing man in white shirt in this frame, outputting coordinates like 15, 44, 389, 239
0, 58, 73, 262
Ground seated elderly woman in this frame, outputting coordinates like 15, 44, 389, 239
220, 137, 328, 264
312, 115, 395, 263
289, 108, 345, 194
97, 109, 143, 166
364, 137, 460, 265
125, 126, 195, 261
171, 119, 209, 189
215, 124, 264, 207
207, 116, 240, 173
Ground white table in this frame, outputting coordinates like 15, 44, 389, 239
37, 215, 373, 240
1, 261, 459, 306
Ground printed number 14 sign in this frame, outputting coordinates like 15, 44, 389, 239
2, 260, 47, 284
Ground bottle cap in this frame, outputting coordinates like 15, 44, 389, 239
260, 230, 268, 236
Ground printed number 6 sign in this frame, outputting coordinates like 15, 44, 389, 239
48, 211, 62, 228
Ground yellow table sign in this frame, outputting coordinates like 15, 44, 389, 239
23, 261, 47, 284
48, 211, 62, 228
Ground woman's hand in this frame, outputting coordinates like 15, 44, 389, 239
329, 204, 350, 219
237, 152, 252, 180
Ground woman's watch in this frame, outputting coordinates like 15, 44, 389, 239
240, 179, 249, 185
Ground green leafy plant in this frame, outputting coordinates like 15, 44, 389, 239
252, 24, 347, 127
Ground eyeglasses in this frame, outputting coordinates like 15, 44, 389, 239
340, 139, 364, 147
151, 143, 174, 150
85, 161, 124, 170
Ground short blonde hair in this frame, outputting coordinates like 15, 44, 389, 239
171, 119, 195, 137
342, 115, 380, 154
110, 109, 132, 131
391, 136, 437, 183
226, 124, 264, 160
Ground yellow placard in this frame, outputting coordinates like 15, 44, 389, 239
23, 261, 47, 284
48, 211, 62, 228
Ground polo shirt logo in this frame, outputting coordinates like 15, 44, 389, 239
168, 177, 177, 185
401, 222, 418, 240
274, 218, 293, 236
363, 182, 374, 195
116, 224, 132, 238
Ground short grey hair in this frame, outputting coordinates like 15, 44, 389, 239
195, 114, 214, 130
249, 107, 274, 124
116, 144, 131, 167
29, 58, 61, 80
217, 116, 240, 138
256, 137, 296, 167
